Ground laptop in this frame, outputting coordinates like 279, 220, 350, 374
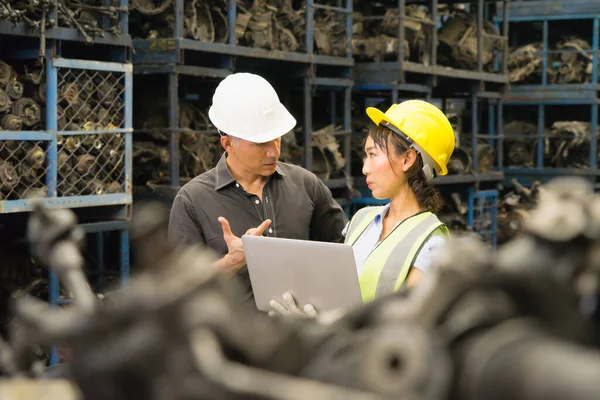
242, 235, 363, 312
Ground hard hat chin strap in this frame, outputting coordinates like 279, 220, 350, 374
381, 122, 436, 182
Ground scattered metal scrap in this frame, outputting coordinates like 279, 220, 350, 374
497, 179, 541, 244
133, 99, 221, 186
2, 178, 600, 399
437, 9, 503, 72
131, 0, 348, 55
503, 120, 599, 169
508, 36, 598, 84
0, 0, 125, 41
352, 4, 430, 62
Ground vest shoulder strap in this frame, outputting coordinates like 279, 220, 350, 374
359, 212, 446, 303
344, 206, 384, 245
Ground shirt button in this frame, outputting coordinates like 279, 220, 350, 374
255, 199, 260, 204
235, 183, 240, 188
269, 227, 273, 234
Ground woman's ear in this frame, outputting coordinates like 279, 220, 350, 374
401, 149, 418, 172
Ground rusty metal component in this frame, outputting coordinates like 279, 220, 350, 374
447, 147, 472, 175
507, 43, 545, 83
134, 97, 220, 185
497, 179, 541, 244
509, 36, 597, 84
311, 125, 346, 181
75, 154, 97, 175
503, 121, 537, 168
0, 61, 12, 86
0, 160, 20, 191
12, 98, 42, 128
2, 114, 23, 131
439, 191, 469, 233
352, 5, 429, 62
2, 191, 599, 399
0, 0, 125, 40
437, 9, 503, 71
0, 141, 50, 200
131, 0, 174, 16
0, 88, 11, 113
26, 145, 46, 169
5, 78, 24, 101
547, 121, 595, 169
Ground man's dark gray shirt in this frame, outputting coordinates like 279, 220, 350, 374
168, 154, 348, 301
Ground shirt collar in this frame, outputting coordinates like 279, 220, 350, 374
373, 203, 391, 224
214, 153, 286, 191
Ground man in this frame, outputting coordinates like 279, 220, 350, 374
168, 72, 348, 301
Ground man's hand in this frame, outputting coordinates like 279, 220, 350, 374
214, 217, 271, 273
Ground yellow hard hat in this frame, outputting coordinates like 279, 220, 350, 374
366, 100, 455, 177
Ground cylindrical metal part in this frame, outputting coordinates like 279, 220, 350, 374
5, 79, 24, 100
2, 114, 22, 131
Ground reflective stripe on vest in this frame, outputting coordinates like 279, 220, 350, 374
344, 207, 448, 303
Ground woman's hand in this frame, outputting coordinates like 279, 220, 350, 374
268, 292, 318, 318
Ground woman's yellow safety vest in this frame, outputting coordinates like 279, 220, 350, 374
344, 207, 448, 303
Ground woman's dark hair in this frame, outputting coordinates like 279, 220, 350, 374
368, 125, 443, 214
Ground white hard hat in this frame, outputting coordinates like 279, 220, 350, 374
208, 73, 297, 143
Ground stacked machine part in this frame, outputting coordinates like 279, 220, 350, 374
0, 58, 128, 200
352, 4, 503, 71
0, 0, 133, 356
501, 2, 600, 176
130, 0, 349, 56
0, 0, 126, 42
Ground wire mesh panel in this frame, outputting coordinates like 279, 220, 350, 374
0, 140, 51, 200
57, 68, 126, 131
0, 58, 132, 214
54, 60, 131, 199
468, 189, 499, 249
56, 133, 126, 196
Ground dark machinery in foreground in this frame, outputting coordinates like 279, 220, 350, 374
1, 176, 600, 399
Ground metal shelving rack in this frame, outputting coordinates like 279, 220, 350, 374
496, 0, 600, 188
349, 0, 508, 246
0, 3, 133, 365
0, 0, 131, 48
131, 0, 354, 203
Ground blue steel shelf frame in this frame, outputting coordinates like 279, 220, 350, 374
495, 1, 600, 186
0, 57, 133, 214
354, 0, 510, 88
467, 188, 498, 249
0, 0, 131, 47
48, 219, 130, 366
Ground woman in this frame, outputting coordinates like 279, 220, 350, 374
269, 99, 456, 318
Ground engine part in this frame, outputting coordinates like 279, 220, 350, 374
447, 147, 472, 175
437, 9, 503, 72
0, 88, 11, 113
351, 5, 430, 63
1, 177, 600, 399
5, 78, 24, 101
2, 114, 23, 131
12, 98, 42, 128
311, 125, 347, 181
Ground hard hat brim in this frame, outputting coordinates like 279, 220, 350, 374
209, 103, 297, 143
366, 107, 391, 127
365, 106, 449, 176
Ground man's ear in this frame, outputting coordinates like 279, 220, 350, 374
220, 135, 234, 152
402, 149, 418, 172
